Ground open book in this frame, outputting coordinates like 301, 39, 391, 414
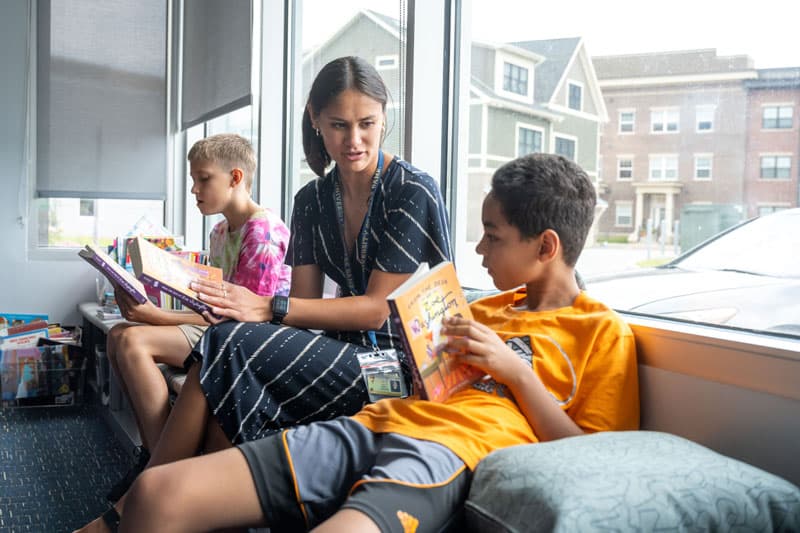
79, 244, 149, 305
387, 261, 485, 402
128, 236, 223, 316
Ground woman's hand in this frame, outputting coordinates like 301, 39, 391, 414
114, 285, 164, 324
438, 315, 530, 387
191, 278, 271, 324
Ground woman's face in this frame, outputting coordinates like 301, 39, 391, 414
313, 88, 385, 179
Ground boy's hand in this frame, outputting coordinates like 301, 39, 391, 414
439, 315, 530, 386
114, 285, 162, 324
192, 279, 269, 324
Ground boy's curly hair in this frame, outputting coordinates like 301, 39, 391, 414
490, 153, 596, 266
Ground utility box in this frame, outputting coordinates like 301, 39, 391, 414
679, 204, 742, 252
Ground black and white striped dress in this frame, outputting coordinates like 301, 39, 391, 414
196, 157, 452, 444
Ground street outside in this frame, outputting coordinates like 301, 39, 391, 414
456, 241, 680, 290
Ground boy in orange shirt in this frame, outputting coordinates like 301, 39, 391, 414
111, 153, 639, 533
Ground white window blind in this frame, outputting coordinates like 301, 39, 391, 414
36, 0, 168, 200
181, 0, 252, 130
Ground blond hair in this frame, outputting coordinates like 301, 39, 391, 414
187, 133, 257, 189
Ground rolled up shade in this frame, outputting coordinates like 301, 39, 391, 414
181, 0, 252, 130
36, 0, 168, 200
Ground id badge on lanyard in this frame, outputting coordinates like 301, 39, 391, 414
356, 330, 409, 402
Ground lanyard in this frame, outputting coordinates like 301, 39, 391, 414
332, 150, 384, 295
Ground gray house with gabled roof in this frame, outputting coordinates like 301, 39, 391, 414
302, 11, 607, 242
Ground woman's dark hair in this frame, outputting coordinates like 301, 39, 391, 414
302, 56, 389, 177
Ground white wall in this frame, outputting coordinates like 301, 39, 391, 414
0, 1, 96, 326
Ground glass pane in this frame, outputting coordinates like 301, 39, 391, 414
293, 2, 407, 204
36, 198, 164, 248
457, 1, 798, 337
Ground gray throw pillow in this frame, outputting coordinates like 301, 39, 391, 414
465, 431, 800, 532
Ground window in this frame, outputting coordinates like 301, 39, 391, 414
619, 110, 635, 133
503, 62, 529, 96
694, 154, 713, 180
554, 136, 576, 160
375, 54, 399, 70
517, 126, 543, 156
615, 202, 633, 226
617, 158, 633, 180
568, 82, 583, 111
34, 0, 168, 249
649, 155, 679, 180
696, 106, 715, 132
651, 108, 679, 133
762, 105, 793, 129
760, 155, 792, 178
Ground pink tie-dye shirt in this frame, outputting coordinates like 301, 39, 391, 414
208, 208, 291, 297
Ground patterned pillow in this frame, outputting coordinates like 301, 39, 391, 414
465, 431, 800, 532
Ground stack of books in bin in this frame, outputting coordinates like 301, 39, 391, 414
0, 313, 84, 407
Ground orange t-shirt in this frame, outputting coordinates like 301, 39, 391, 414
352, 289, 640, 470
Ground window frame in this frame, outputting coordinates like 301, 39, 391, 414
650, 107, 680, 134
694, 153, 713, 180
553, 133, 578, 161
761, 104, 794, 130
494, 50, 535, 104
614, 200, 634, 227
515, 123, 544, 157
567, 80, 584, 111
695, 105, 715, 133
618, 108, 635, 134
649, 154, 679, 181
617, 156, 634, 181
759, 154, 792, 179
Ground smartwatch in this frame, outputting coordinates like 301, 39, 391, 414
271, 295, 290, 324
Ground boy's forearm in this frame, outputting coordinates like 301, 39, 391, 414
153, 309, 207, 327
506, 370, 584, 442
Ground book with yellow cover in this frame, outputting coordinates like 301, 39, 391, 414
78, 244, 149, 305
386, 261, 485, 402
128, 236, 223, 316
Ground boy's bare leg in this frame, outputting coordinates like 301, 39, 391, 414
203, 414, 234, 453
115, 325, 192, 450
120, 448, 265, 532
313, 509, 381, 533
147, 362, 211, 466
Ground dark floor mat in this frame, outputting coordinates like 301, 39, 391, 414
0, 404, 128, 532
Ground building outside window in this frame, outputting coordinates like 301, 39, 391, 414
503, 61, 529, 95
694, 154, 713, 179
760, 155, 792, 178
762, 105, 793, 129
651, 108, 680, 133
696, 105, 715, 132
617, 157, 633, 180
615, 201, 633, 226
554, 136, 576, 160
568, 82, 583, 111
649, 155, 679, 180
619, 110, 635, 133
757, 204, 789, 216
517, 126, 543, 155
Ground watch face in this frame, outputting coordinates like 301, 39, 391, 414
272, 296, 289, 323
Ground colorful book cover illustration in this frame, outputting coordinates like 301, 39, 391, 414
79, 244, 149, 305
128, 236, 223, 316
387, 262, 485, 402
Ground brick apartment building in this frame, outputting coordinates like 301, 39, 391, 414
592, 49, 799, 247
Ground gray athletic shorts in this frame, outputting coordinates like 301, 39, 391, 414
176, 323, 206, 348
238, 417, 470, 532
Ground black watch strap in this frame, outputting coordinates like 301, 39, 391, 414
271, 295, 289, 324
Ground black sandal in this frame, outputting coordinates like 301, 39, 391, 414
101, 505, 121, 532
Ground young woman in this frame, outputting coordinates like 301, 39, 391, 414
77, 56, 452, 532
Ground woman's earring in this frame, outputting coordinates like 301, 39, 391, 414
315, 128, 320, 137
